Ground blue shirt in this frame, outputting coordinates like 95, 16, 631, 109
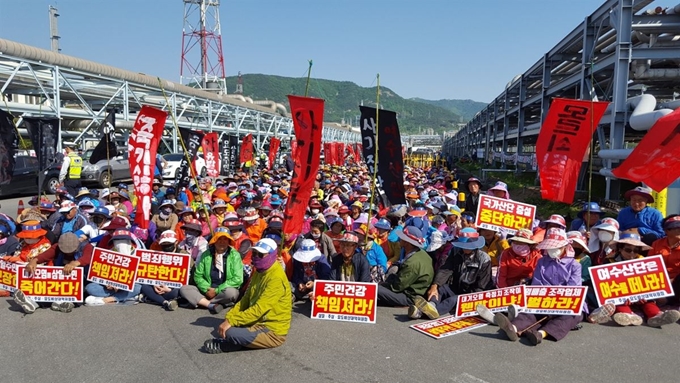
616, 206, 664, 240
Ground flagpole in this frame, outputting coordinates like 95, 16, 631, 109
365, 74, 380, 246
157, 78, 214, 237
304, 60, 313, 97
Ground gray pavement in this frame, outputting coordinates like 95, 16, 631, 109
1, 195, 679, 383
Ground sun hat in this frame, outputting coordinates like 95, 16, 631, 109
426, 230, 445, 252
75, 187, 92, 198
338, 232, 359, 243
374, 218, 391, 231
57, 232, 80, 254
488, 181, 510, 198
452, 227, 485, 249
111, 229, 133, 241
351, 201, 363, 210
242, 207, 259, 221
508, 228, 537, 245
181, 218, 203, 233
293, 239, 323, 263
592, 217, 619, 233
101, 216, 129, 231
328, 216, 345, 229
624, 186, 654, 203
16, 220, 47, 239
267, 215, 283, 229
577, 202, 604, 219
159, 199, 175, 209
536, 228, 570, 250
91, 206, 112, 219
118, 190, 130, 201
614, 233, 651, 250
396, 226, 427, 249
566, 231, 589, 250
158, 230, 179, 245
408, 206, 428, 218
58, 200, 77, 213
258, 201, 273, 211
252, 238, 278, 254
78, 199, 94, 209
209, 227, 234, 245
663, 215, 680, 231
541, 214, 566, 229
223, 217, 244, 230
178, 207, 197, 218
466, 177, 482, 188
39, 202, 56, 213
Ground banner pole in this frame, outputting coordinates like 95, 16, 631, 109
586, 62, 595, 231
157, 78, 213, 237
366, 74, 381, 244
304, 60, 313, 97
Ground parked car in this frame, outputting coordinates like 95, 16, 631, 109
162, 153, 207, 180
81, 150, 131, 188
0, 155, 61, 197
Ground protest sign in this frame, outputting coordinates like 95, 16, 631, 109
455, 286, 526, 318
87, 247, 140, 292
17, 265, 83, 303
524, 285, 587, 315
0, 260, 17, 292
410, 316, 488, 339
589, 255, 674, 306
311, 280, 377, 324
135, 249, 191, 288
475, 194, 536, 234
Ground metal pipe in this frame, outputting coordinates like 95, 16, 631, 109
598, 148, 633, 159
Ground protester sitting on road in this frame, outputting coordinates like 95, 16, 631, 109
291, 239, 331, 301
140, 232, 182, 311
203, 238, 291, 354
326, 216, 345, 254
150, 199, 178, 238
650, 215, 680, 308
570, 202, 604, 234
328, 232, 371, 282
495, 228, 583, 345
224, 216, 252, 265
532, 214, 567, 243
377, 226, 433, 309
50, 200, 91, 243
479, 226, 509, 273
566, 230, 596, 310
617, 186, 664, 246
0, 223, 21, 261
588, 217, 620, 266
496, 229, 540, 289
3, 220, 51, 263
295, 219, 337, 263
355, 227, 387, 282
414, 228, 492, 320
177, 218, 209, 267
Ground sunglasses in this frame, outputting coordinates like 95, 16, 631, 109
621, 247, 636, 253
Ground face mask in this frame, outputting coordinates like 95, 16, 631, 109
112, 240, 132, 255
310, 209, 320, 215
598, 231, 614, 243
547, 248, 563, 259
252, 251, 277, 272
161, 244, 176, 252
160, 207, 172, 215
184, 233, 197, 245
512, 243, 530, 257
24, 238, 40, 245
311, 232, 321, 239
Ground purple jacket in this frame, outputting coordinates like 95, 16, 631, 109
531, 256, 581, 287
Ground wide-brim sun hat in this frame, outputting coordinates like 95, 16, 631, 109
536, 228, 570, 250
577, 202, 604, 219
614, 232, 651, 250
540, 214, 566, 229
396, 226, 427, 249
508, 228, 537, 245
453, 228, 485, 250
664, 216, 680, 231
252, 238, 278, 254
624, 186, 654, 203
592, 218, 620, 233
16, 221, 47, 239
293, 239, 323, 263
209, 227, 234, 245
566, 231, 589, 250
181, 219, 203, 233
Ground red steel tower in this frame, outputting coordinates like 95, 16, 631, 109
180, 0, 226, 92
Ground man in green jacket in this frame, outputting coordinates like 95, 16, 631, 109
377, 226, 434, 307
204, 238, 292, 353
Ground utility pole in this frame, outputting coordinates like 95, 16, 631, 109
49, 5, 61, 53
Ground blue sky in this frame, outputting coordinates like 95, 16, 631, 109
0, 0, 671, 102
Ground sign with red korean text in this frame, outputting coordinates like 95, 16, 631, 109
201, 132, 220, 178
128, 105, 167, 230
87, 247, 140, 292
17, 265, 83, 302
0, 260, 18, 292
135, 249, 191, 288
589, 255, 674, 306
455, 286, 526, 318
524, 285, 587, 315
475, 194, 536, 235
410, 315, 487, 339
311, 280, 377, 323
268, 137, 280, 170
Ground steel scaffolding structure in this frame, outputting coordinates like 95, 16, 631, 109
0, 38, 360, 155
442, 0, 680, 199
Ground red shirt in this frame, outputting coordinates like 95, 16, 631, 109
496, 248, 541, 288
650, 238, 680, 280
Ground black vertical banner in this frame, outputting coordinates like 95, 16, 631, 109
359, 106, 406, 206
219, 135, 231, 176
0, 109, 19, 185
89, 111, 117, 164
228, 134, 239, 173
174, 128, 204, 189
24, 117, 59, 171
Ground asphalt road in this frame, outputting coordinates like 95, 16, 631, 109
1, 195, 679, 383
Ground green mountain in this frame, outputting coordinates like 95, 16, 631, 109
225, 74, 462, 135
409, 98, 487, 122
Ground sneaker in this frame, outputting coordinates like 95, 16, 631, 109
209, 303, 224, 315
163, 300, 179, 311
85, 296, 106, 306
587, 303, 615, 324
612, 312, 643, 326
413, 296, 439, 320
495, 313, 519, 341
647, 310, 680, 328
13, 290, 38, 314
525, 329, 543, 346
508, 304, 521, 322
50, 302, 75, 313
136, 294, 147, 304
202, 338, 241, 354
476, 304, 496, 325
407, 305, 422, 319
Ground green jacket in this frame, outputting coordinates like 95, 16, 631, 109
386, 249, 434, 300
194, 246, 244, 294
226, 262, 292, 336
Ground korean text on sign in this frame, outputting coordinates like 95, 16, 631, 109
455, 286, 526, 318
589, 255, 674, 306
87, 247, 140, 292
523, 285, 587, 316
311, 280, 378, 324
17, 265, 83, 303
135, 249, 190, 288
475, 194, 536, 235
0, 260, 18, 292
410, 316, 488, 340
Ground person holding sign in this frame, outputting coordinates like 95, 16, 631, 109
495, 228, 583, 345
650, 215, 680, 308
328, 232, 371, 283
203, 238, 291, 354
290, 239, 331, 302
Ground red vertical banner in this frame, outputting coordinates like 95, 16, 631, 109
283, 95, 324, 235
536, 98, 609, 203
346, 143, 356, 161
336, 142, 345, 166
240, 133, 254, 165
201, 132, 220, 178
612, 109, 680, 191
268, 137, 281, 170
128, 106, 167, 229
323, 142, 333, 165
290, 139, 298, 159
